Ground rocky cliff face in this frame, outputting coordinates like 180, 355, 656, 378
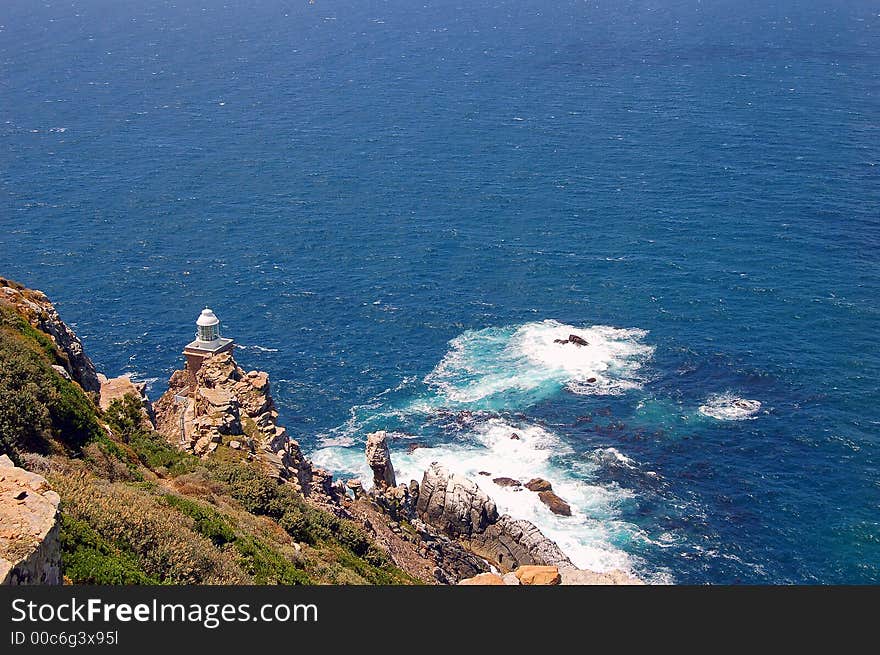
416, 462, 573, 571
1, 277, 100, 394
358, 436, 642, 584
153, 350, 339, 503
0, 455, 61, 585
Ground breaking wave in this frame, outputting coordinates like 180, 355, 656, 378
418, 320, 654, 410
699, 393, 762, 421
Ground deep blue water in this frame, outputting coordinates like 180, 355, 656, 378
2, 0, 878, 583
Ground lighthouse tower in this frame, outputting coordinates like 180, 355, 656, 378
182, 308, 234, 391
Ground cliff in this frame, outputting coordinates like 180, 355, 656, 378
152, 351, 339, 505
1, 277, 100, 394
0, 276, 644, 586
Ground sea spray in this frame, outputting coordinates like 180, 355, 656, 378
312, 320, 656, 574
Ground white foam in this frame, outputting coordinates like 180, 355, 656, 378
590, 447, 637, 468
423, 320, 654, 407
699, 393, 762, 421
314, 417, 638, 574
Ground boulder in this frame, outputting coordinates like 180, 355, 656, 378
478, 471, 491, 476
458, 572, 505, 586
492, 477, 522, 488
0, 455, 61, 585
524, 478, 553, 492
365, 431, 397, 490
346, 479, 364, 499
502, 572, 520, 585
559, 567, 644, 585
568, 334, 589, 346
510, 433, 520, 440
98, 374, 154, 430
553, 338, 568, 344
515, 565, 561, 586
538, 491, 572, 516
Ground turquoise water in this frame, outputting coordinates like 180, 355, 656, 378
2, 0, 878, 582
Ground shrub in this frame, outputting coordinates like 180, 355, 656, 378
52, 473, 250, 584
162, 495, 236, 547
59, 514, 158, 585
234, 537, 312, 585
104, 394, 146, 442
129, 430, 196, 476
0, 305, 102, 458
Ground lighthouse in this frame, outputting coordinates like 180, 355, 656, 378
182, 308, 234, 391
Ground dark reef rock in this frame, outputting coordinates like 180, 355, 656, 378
524, 478, 553, 493
538, 490, 572, 516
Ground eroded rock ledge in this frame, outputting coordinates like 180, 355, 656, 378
153, 350, 341, 504
0, 455, 61, 585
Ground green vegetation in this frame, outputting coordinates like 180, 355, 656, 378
104, 393, 146, 442
59, 514, 159, 585
0, 305, 102, 463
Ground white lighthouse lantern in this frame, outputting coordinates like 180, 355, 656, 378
196, 308, 221, 343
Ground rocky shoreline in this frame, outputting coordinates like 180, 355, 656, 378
1, 276, 641, 586
149, 343, 640, 584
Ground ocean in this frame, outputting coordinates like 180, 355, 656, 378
1, 0, 878, 583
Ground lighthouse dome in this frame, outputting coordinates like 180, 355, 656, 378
196, 308, 219, 327
196, 308, 221, 342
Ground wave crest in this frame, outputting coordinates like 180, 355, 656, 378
699, 393, 762, 420
423, 319, 654, 409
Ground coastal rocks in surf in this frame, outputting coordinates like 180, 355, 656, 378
524, 478, 553, 492
552, 334, 589, 347
153, 350, 323, 500
521, 478, 572, 515
416, 462, 572, 572
365, 431, 397, 490
538, 490, 572, 516
0, 278, 101, 394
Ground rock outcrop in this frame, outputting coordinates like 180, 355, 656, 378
538, 490, 572, 516
558, 568, 643, 585
366, 431, 396, 490
416, 462, 573, 572
458, 572, 505, 586
1, 278, 100, 394
0, 455, 61, 585
524, 478, 553, 492
515, 565, 561, 586
97, 373, 155, 429
153, 350, 326, 499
